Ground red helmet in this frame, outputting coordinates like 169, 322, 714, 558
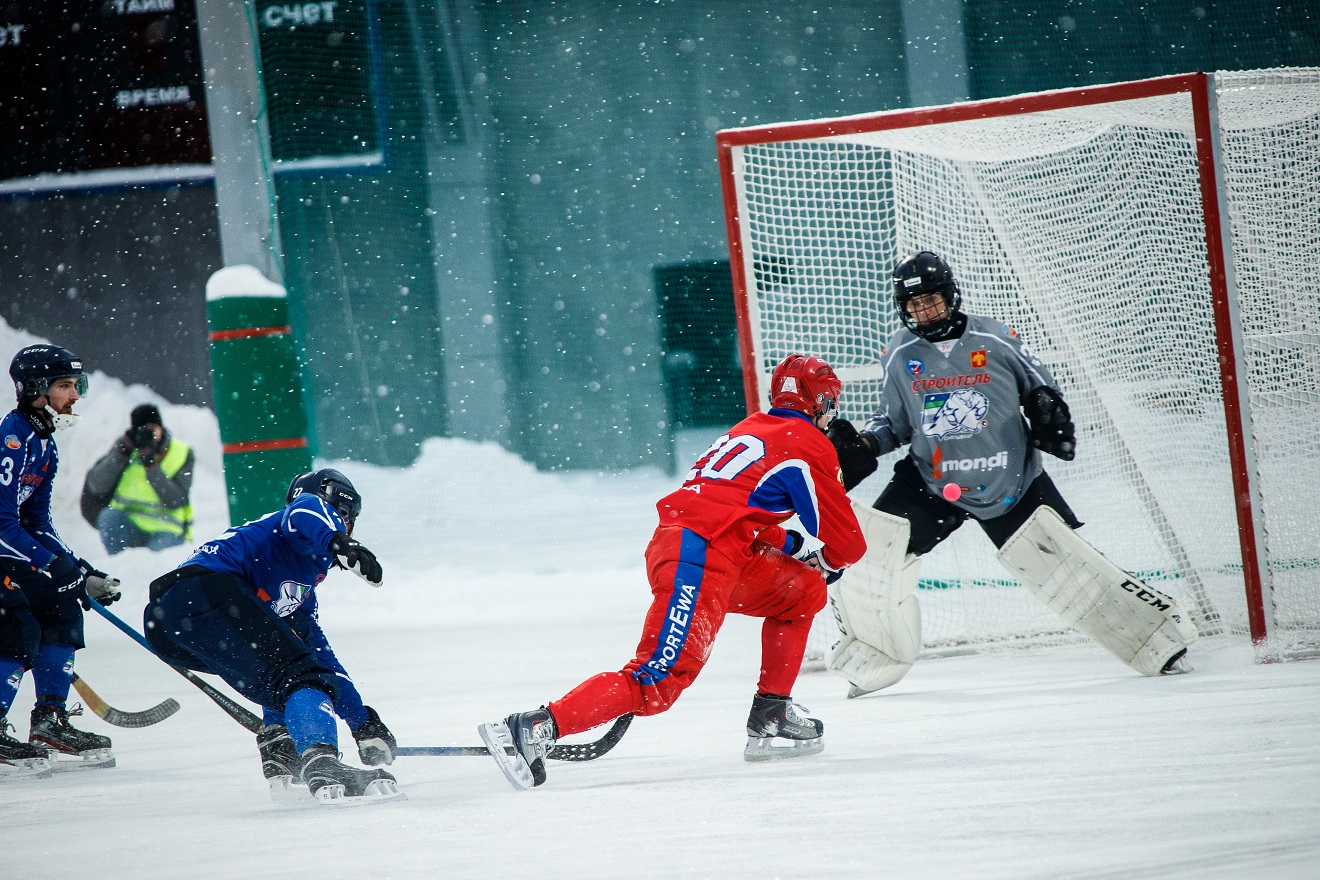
769, 354, 841, 421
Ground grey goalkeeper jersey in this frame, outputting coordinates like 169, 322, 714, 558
862, 313, 1061, 520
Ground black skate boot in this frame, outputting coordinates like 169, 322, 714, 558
257, 724, 307, 802
478, 707, 557, 791
298, 744, 405, 806
744, 694, 824, 763
1, 714, 52, 780
29, 701, 115, 770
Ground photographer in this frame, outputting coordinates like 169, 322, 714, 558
81, 404, 194, 554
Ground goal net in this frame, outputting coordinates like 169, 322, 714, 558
718, 69, 1320, 661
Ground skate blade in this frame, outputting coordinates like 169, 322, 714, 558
478, 720, 536, 791
45, 748, 116, 771
0, 756, 54, 780
1160, 653, 1194, 675
311, 778, 406, 807
268, 775, 313, 804
846, 684, 881, 699
743, 735, 824, 763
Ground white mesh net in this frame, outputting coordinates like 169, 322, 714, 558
728, 69, 1320, 659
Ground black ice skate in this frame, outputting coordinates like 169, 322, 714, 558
478, 707, 557, 791
1, 714, 52, 781
744, 694, 824, 763
298, 744, 405, 806
29, 702, 115, 771
258, 724, 309, 803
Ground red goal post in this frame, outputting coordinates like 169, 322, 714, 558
716, 70, 1320, 660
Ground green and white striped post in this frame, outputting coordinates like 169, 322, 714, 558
205, 265, 313, 525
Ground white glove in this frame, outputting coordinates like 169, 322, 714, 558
81, 562, 122, 607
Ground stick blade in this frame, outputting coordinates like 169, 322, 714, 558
100, 698, 182, 729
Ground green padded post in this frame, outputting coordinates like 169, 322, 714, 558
205, 266, 313, 525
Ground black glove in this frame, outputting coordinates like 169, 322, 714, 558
39, 554, 88, 605
1024, 386, 1076, 461
328, 531, 383, 586
781, 529, 805, 558
826, 418, 880, 491
79, 560, 122, 608
803, 548, 845, 585
352, 706, 396, 766
115, 432, 135, 458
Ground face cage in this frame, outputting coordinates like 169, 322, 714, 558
897, 288, 959, 335
23, 373, 88, 400
325, 488, 362, 531
817, 394, 839, 424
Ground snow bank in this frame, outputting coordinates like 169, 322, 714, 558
1, 318, 670, 630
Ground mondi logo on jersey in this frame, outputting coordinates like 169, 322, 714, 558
940, 450, 1009, 472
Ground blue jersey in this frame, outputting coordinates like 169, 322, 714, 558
0, 409, 75, 571
182, 493, 344, 617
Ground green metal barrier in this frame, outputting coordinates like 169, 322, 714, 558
205, 267, 313, 525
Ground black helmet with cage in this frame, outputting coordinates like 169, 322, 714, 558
10, 344, 87, 404
286, 468, 363, 530
892, 251, 964, 341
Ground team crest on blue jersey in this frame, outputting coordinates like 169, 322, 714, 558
906, 359, 925, 377
272, 580, 315, 616
921, 389, 989, 440
4, 434, 18, 449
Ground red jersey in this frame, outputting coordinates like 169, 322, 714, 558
655, 409, 866, 569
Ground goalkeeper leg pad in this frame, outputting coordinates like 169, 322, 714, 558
826, 505, 924, 697
997, 507, 1198, 676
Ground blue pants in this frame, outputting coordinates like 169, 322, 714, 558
144, 569, 338, 712
97, 507, 186, 555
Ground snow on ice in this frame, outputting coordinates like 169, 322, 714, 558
3, 319, 1318, 879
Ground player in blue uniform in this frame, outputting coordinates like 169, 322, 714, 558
144, 468, 401, 804
1, 344, 122, 779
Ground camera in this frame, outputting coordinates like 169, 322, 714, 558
131, 425, 157, 450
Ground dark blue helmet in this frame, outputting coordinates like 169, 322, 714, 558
10, 344, 88, 403
892, 251, 963, 341
287, 468, 362, 528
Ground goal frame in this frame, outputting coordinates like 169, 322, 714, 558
715, 72, 1275, 654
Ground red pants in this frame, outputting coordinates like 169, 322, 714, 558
548, 526, 826, 737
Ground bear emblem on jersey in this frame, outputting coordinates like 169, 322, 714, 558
272, 580, 314, 616
922, 389, 989, 440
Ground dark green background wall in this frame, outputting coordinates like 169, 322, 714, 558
2, 0, 1317, 472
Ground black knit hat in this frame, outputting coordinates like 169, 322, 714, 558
130, 404, 163, 429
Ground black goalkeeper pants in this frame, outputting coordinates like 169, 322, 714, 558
873, 455, 1082, 557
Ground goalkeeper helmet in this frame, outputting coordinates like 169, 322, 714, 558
769, 354, 841, 424
287, 468, 362, 529
10, 344, 87, 403
892, 251, 963, 340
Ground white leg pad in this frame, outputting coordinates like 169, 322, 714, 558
996, 507, 1198, 676
825, 504, 923, 695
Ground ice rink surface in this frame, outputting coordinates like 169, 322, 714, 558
6, 564, 1319, 880
3, 320, 1317, 878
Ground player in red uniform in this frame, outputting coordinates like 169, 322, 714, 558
479, 354, 866, 790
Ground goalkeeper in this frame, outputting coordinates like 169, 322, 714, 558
825, 251, 1198, 694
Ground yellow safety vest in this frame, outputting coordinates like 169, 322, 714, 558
109, 439, 194, 539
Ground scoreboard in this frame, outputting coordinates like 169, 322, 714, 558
0, 0, 210, 181
254, 0, 382, 168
